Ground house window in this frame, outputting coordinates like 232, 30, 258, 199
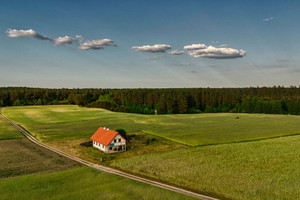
118, 139, 121, 142
109, 147, 112, 150
114, 139, 116, 143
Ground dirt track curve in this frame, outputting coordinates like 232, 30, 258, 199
0, 109, 219, 200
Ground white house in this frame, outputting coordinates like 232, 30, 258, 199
90, 127, 128, 154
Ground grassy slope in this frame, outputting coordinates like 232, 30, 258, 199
0, 117, 23, 140
3, 105, 300, 145
0, 167, 197, 200
111, 135, 300, 200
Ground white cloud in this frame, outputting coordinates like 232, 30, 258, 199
53, 36, 75, 46
6, 29, 116, 51
211, 41, 219, 44
188, 46, 246, 59
184, 44, 207, 51
219, 44, 228, 47
132, 44, 171, 53
76, 35, 84, 42
263, 17, 274, 22
79, 39, 114, 50
6, 28, 51, 40
169, 50, 184, 55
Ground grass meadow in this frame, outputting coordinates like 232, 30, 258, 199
111, 135, 300, 200
0, 167, 197, 200
0, 117, 23, 140
3, 105, 300, 145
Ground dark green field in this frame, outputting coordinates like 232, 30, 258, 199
3, 105, 300, 145
0, 114, 79, 178
0, 138, 79, 178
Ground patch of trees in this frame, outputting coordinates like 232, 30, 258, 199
1, 86, 300, 115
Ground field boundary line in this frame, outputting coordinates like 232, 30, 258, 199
0, 110, 219, 200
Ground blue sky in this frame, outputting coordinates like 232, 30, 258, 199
1, 0, 299, 88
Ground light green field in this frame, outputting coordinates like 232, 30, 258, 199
0, 117, 23, 140
3, 105, 300, 145
0, 167, 196, 200
112, 135, 300, 200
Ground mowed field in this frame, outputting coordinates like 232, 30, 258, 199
3, 105, 300, 145
0, 167, 197, 200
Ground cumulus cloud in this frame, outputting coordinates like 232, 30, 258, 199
6, 28, 51, 41
6, 28, 117, 52
263, 17, 274, 22
188, 46, 246, 59
79, 39, 114, 50
132, 44, 171, 53
184, 44, 207, 51
53, 36, 75, 46
169, 50, 184, 55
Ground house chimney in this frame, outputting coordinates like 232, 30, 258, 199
103, 127, 106, 131
107, 128, 109, 131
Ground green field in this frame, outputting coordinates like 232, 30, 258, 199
2, 105, 300, 199
0, 167, 197, 200
0, 116, 23, 140
3, 105, 300, 145
0, 107, 196, 200
112, 135, 300, 200
0, 110, 79, 178
0, 138, 79, 178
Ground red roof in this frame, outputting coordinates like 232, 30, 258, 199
90, 127, 128, 146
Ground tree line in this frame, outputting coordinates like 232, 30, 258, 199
0, 86, 300, 115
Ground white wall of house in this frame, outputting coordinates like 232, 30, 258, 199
110, 134, 126, 147
92, 134, 126, 153
92, 140, 107, 152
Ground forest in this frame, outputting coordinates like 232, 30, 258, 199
0, 86, 300, 115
